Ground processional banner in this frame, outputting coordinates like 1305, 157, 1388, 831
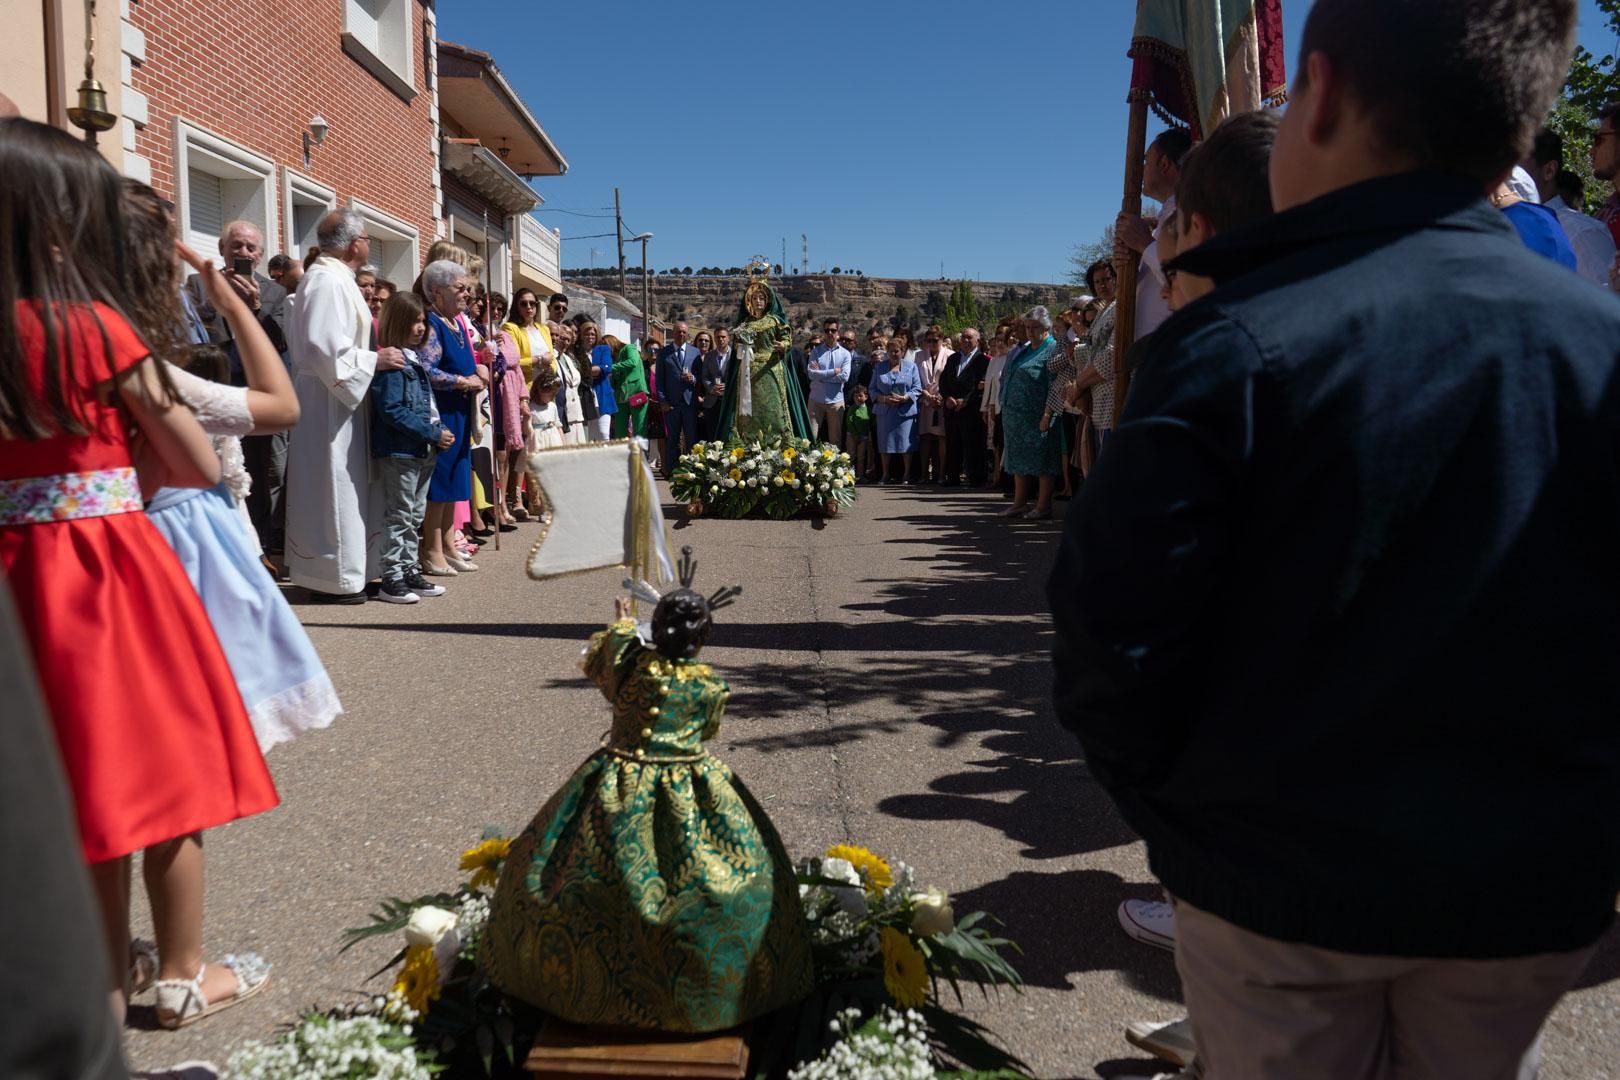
525, 441, 674, 584
1130, 0, 1289, 137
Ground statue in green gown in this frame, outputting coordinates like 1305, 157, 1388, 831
481, 552, 814, 1033
714, 278, 814, 443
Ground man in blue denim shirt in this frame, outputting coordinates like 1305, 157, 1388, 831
807, 318, 852, 445
1050, 0, 1620, 1075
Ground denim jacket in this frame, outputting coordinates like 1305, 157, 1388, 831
1049, 172, 1620, 960
370, 350, 446, 458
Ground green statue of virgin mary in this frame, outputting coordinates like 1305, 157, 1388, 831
713, 277, 813, 443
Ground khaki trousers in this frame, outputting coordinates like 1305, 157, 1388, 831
811, 400, 844, 446
1173, 899, 1594, 1080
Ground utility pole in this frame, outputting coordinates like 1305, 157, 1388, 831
801, 233, 808, 276
615, 187, 626, 295
637, 233, 654, 343
781, 238, 787, 275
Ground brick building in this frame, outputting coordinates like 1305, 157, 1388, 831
127, 0, 442, 286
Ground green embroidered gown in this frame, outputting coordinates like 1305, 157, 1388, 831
482, 619, 814, 1032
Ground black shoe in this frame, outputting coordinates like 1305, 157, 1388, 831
468, 527, 495, 539
941, 479, 960, 487
307, 588, 368, 605
404, 572, 446, 597
377, 578, 419, 604
498, 522, 518, 533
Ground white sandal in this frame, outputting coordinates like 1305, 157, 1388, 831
153, 953, 270, 1029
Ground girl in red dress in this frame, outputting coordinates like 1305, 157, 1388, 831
0, 119, 276, 1027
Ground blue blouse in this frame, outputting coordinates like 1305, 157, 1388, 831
1502, 202, 1577, 270
870, 358, 921, 419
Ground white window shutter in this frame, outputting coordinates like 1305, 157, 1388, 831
189, 168, 224, 239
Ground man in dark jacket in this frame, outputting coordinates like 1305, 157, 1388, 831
1049, 1, 1617, 1075
938, 327, 988, 485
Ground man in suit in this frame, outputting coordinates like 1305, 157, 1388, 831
658, 321, 702, 471
938, 327, 988, 486
185, 220, 292, 564
699, 327, 731, 440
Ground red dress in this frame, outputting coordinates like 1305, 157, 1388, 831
0, 302, 278, 863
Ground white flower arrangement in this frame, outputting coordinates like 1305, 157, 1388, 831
788, 1007, 936, 1080
223, 1007, 433, 1080
671, 434, 859, 519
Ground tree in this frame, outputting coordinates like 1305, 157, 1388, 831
1069, 224, 1116, 285
1547, 0, 1619, 211
773, 263, 782, 274
682, 266, 693, 276
830, 266, 842, 275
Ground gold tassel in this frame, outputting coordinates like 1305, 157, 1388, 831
625, 442, 653, 613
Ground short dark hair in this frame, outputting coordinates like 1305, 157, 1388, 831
1175, 110, 1280, 237
1529, 127, 1563, 168
1556, 167, 1585, 209
823, 318, 839, 329
547, 292, 568, 306
267, 253, 291, 274
1298, 0, 1576, 184
1150, 127, 1195, 168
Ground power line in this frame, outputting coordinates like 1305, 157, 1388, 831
561, 231, 620, 241
535, 208, 617, 219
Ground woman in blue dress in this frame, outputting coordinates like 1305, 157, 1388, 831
870, 344, 921, 483
998, 307, 1063, 519
418, 260, 486, 574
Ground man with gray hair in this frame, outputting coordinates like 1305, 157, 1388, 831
284, 209, 406, 602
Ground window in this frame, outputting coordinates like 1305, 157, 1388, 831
446, 202, 511, 298
174, 119, 277, 268
348, 197, 419, 289
342, 0, 415, 102
282, 171, 337, 263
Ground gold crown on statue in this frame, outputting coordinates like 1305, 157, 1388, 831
746, 256, 772, 281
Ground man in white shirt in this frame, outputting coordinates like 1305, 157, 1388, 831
806, 318, 852, 445
1116, 128, 1195, 340
1524, 127, 1616, 287
284, 210, 406, 602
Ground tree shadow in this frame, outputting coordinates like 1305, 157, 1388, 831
1576, 918, 1620, 990
951, 869, 1180, 1001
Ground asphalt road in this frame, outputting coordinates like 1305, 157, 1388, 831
124, 483, 1618, 1078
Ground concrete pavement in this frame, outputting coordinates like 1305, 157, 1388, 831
124, 483, 1618, 1078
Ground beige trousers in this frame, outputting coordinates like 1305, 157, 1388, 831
1173, 899, 1595, 1080
810, 400, 844, 446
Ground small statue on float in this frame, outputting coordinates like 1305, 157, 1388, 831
481, 547, 814, 1033
713, 265, 813, 443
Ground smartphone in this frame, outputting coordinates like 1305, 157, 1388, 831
232, 257, 254, 277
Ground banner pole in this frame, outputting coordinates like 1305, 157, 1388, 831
1111, 95, 1149, 427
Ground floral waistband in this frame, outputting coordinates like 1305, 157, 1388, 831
0, 467, 143, 526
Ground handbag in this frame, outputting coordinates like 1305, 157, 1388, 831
625, 391, 650, 409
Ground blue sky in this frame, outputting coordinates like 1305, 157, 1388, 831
440, 0, 1619, 284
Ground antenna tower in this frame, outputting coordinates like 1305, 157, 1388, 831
801, 233, 809, 276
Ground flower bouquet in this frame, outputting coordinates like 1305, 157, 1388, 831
670, 436, 858, 520
233, 833, 1023, 1078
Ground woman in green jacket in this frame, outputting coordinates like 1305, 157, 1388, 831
607, 335, 649, 439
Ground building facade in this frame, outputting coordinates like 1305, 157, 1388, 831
127, 0, 441, 285
3, 0, 129, 170
436, 40, 565, 301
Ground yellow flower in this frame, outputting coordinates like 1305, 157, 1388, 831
459, 837, 512, 890
880, 927, 927, 1008
392, 942, 441, 1014
729, 468, 743, 481
731, 447, 746, 459
824, 843, 892, 892
782, 447, 797, 460
780, 469, 797, 483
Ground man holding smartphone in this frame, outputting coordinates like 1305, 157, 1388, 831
185, 219, 292, 565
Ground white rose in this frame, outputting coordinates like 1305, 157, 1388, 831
909, 887, 954, 937
820, 483, 829, 492
404, 905, 459, 947
747, 477, 758, 487
819, 858, 869, 917
724, 478, 736, 488
773, 477, 784, 487
710, 484, 719, 494
832, 479, 844, 489
791, 479, 802, 489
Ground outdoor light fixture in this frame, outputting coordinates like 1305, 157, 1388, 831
302, 114, 329, 168
65, 0, 117, 144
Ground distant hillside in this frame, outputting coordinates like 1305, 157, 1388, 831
562, 271, 1079, 335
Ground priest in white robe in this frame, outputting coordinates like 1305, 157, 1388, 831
284, 209, 405, 600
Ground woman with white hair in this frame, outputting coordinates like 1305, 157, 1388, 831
996, 306, 1062, 518
418, 258, 487, 573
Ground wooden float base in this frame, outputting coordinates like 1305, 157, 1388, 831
525, 1019, 750, 1079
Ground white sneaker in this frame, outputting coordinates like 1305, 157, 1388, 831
1118, 898, 1176, 951
1126, 1018, 1197, 1068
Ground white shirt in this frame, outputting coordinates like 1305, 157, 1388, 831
1546, 196, 1617, 288
1135, 194, 1175, 340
